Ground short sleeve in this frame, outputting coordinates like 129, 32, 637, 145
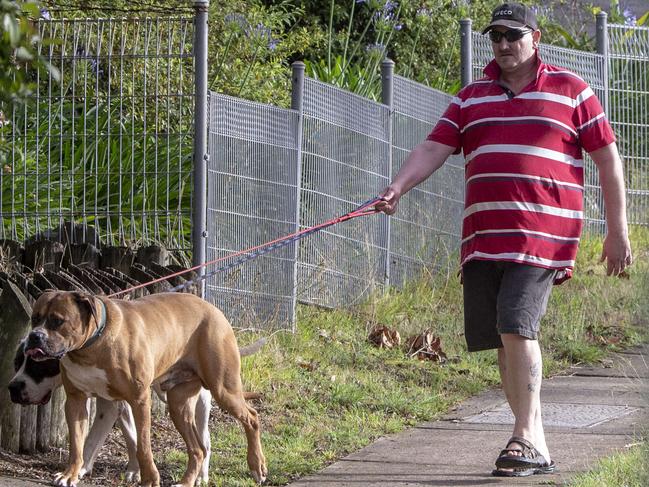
573, 85, 616, 153
427, 97, 462, 155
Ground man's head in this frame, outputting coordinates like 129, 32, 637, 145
483, 3, 541, 73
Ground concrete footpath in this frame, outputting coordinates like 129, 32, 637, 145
288, 344, 648, 486
1, 345, 647, 486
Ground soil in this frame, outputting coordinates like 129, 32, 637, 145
0, 406, 240, 486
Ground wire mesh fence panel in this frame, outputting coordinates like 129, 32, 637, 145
298, 78, 390, 308
472, 33, 607, 234
0, 18, 194, 249
206, 93, 299, 329
608, 24, 649, 227
390, 75, 464, 287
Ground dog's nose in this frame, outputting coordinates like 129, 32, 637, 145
8, 380, 25, 403
27, 330, 46, 347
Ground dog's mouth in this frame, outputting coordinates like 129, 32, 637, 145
38, 390, 53, 405
10, 390, 52, 406
25, 347, 55, 361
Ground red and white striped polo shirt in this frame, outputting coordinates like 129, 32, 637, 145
428, 57, 616, 282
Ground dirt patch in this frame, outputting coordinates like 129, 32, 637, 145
0, 408, 237, 486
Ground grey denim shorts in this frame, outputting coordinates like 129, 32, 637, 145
462, 259, 557, 352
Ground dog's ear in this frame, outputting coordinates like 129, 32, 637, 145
72, 292, 99, 327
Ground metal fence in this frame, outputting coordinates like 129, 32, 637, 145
608, 23, 649, 226
0, 17, 195, 249
296, 77, 391, 308
206, 93, 300, 326
205, 64, 463, 327
390, 75, 464, 287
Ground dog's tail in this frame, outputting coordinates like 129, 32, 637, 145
239, 337, 267, 357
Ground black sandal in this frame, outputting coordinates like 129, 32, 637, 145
495, 436, 549, 469
492, 460, 557, 477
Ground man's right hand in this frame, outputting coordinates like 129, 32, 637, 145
376, 186, 401, 215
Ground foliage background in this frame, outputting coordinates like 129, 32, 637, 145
36, 0, 647, 104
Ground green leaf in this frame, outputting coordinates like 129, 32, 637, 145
3, 12, 20, 45
14, 46, 33, 61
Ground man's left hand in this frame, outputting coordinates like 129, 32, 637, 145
600, 232, 632, 276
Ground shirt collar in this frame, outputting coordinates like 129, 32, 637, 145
483, 54, 546, 84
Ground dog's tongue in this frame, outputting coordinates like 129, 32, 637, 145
25, 348, 45, 358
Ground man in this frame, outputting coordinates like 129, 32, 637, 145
377, 2, 632, 477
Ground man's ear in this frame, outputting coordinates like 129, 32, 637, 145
73, 292, 99, 327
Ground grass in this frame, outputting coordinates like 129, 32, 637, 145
567, 438, 649, 487
161, 227, 649, 486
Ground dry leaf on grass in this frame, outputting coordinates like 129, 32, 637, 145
368, 324, 401, 349
585, 325, 623, 346
296, 356, 318, 371
405, 330, 447, 362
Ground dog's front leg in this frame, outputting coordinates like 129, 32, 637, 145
79, 397, 120, 479
54, 390, 88, 487
130, 392, 160, 487
115, 400, 140, 482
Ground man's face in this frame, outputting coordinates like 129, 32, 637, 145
490, 26, 540, 72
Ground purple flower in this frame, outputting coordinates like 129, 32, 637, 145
365, 42, 386, 53
383, 1, 398, 13
40, 7, 51, 20
246, 23, 271, 41
225, 13, 249, 30
623, 8, 637, 26
394, 23, 403, 31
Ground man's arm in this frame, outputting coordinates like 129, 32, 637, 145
376, 140, 456, 215
589, 142, 633, 276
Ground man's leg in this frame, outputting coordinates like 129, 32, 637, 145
498, 335, 549, 462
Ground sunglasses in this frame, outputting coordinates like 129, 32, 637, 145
488, 28, 533, 43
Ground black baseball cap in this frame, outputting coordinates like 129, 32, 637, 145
482, 3, 538, 34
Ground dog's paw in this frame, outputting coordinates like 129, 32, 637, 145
53, 471, 79, 487
251, 468, 267, 485
77, 467, 87, 479
124, 468, 140, 482
196, 471, 209, 485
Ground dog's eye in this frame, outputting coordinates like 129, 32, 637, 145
31, 315, 40, 325
48, 317, 65, 328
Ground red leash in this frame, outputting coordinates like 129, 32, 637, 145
108, 197, 383, 298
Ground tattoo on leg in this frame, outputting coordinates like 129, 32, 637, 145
528, 361, 541, 393
530, 362, 541, 378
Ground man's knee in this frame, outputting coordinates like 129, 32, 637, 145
500, 332, 533, 345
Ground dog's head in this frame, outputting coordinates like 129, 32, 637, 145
8, 339, 61, 405
25, 291, 101, 361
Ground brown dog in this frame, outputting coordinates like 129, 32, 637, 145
25, 290, 267, 487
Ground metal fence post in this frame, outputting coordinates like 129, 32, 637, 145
290, 61, 305, 329
460, 19, 473, 88
381, 58, 394, 290
596, 12, 610, 115
193, 0, 209, 297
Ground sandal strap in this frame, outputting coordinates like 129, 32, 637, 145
507, 436, 538, 456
